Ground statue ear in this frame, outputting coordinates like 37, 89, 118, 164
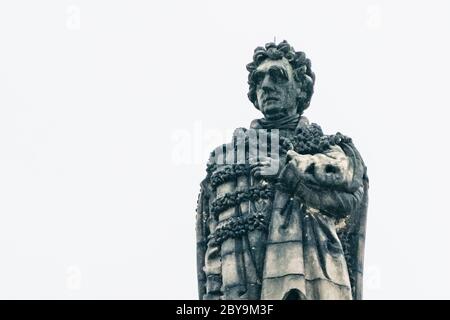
296, 87, 308, 114
248, 91, 260, 110
296, 86, 307, 101
253, 99, 260, 110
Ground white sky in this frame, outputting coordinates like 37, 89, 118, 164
0, 0, 449, 299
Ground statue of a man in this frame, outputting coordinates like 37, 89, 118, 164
196, 41, 369, 300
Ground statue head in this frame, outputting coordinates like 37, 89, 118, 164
246, 41, 315, 120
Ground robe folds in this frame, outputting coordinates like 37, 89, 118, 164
196, 116, 369, 300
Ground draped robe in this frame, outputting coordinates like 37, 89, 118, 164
196, 116, 369, 300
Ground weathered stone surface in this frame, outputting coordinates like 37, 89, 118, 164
196, 40, 369, 300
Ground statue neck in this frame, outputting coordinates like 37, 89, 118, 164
255, 113, 300, 130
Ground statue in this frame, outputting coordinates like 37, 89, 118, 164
196, 40, 369, 300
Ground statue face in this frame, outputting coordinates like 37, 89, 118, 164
253, 58, 299, 120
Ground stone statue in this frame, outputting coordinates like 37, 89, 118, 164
196, 41, 369, 300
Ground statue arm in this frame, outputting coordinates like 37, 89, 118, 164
196, 178, 223, 300
202, 237, 222, 299
294, 181, 364, 218
279, 143, 365, 218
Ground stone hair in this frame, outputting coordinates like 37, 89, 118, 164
246, 40, 316, 115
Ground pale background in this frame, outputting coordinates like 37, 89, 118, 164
0, 0, 449, 299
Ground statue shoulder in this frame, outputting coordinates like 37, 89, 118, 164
206, 127, 249, 160
203, 126, 250, 180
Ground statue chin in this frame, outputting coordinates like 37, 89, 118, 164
262, 106, 291, 120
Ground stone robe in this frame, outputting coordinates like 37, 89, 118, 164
196, 116, 368, 300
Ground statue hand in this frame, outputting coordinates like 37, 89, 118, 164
280, 148, 350, 191
249, 155, 281, 179
277, 153, 304, 191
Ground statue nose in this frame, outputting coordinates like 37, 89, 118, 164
261, 74, 275, 92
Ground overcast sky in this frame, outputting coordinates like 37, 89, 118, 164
1, 0, 449, 299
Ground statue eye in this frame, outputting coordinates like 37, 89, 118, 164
269, 67, 288, 83
252, 71, 265, 85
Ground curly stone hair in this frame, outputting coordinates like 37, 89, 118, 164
246, 40, 316, 115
